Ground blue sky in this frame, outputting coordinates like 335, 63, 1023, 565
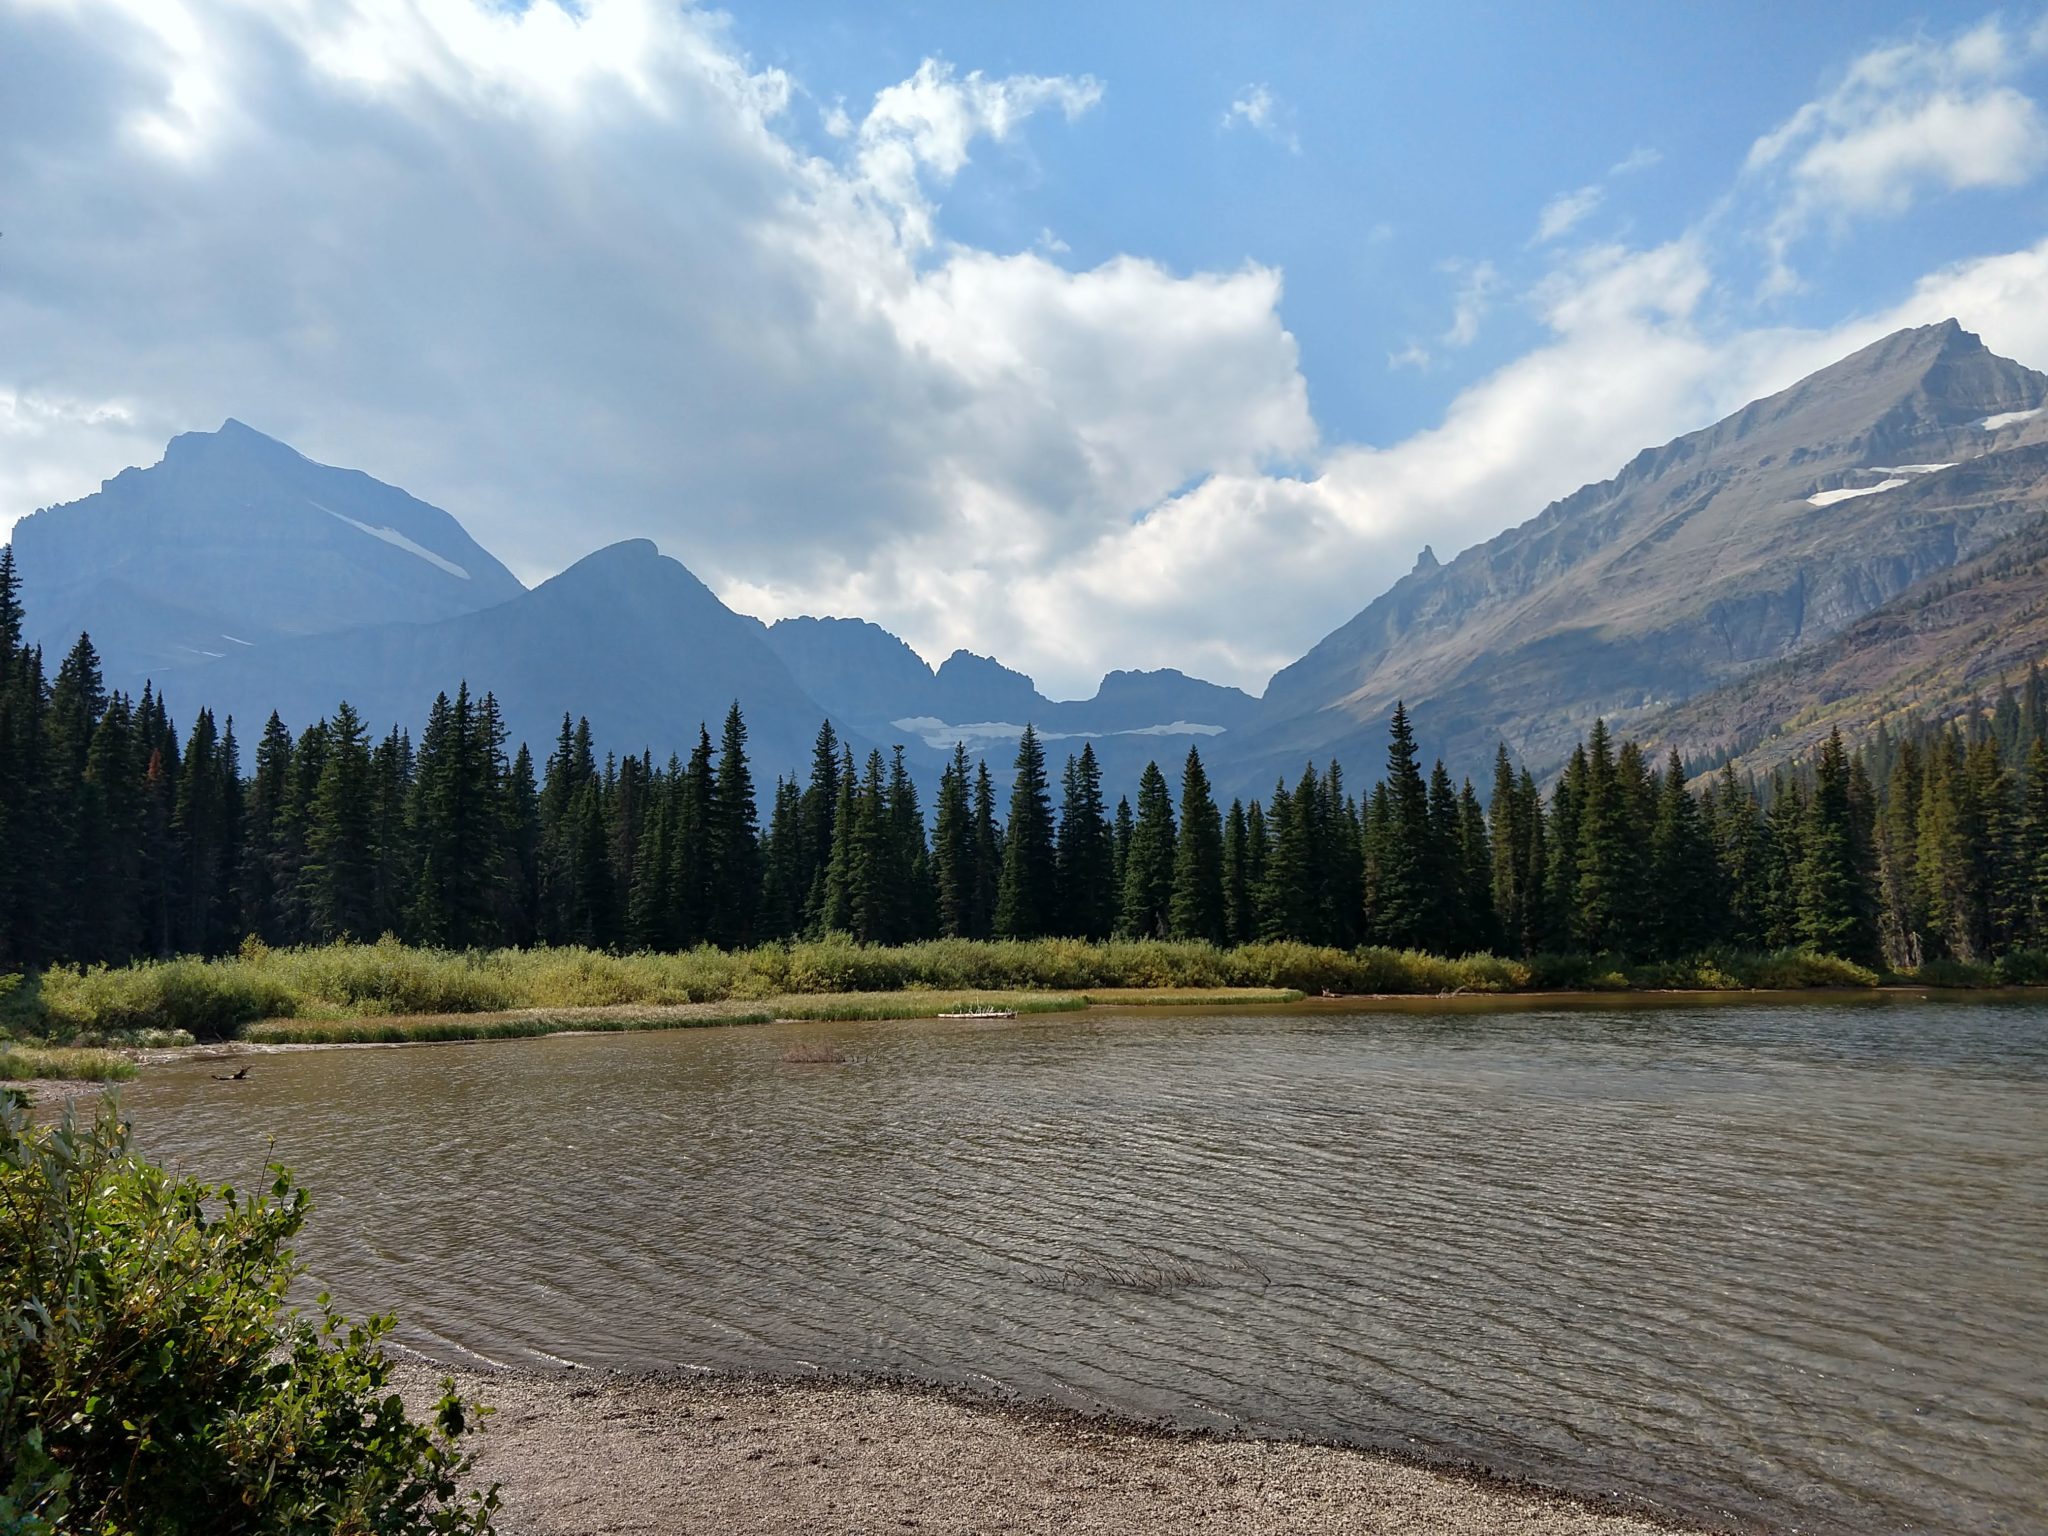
6, 1, 2048, 695
735, 1, 2048, 444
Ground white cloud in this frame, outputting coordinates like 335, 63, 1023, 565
853, 58, 1102, 248
1532, 184, 1602, 244
9, 0, 2048, 706
1220, 82, 1299, 153
1609, 146, 1662, 176
1440, 259, 1502, 347
1747, 18, 2048, 290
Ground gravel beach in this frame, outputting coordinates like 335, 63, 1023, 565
397, 1363, 1706, 1536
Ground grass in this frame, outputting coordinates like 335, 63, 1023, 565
0, 1045, 136, 1082
19, 933, 2018, 1045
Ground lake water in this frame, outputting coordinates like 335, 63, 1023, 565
116, 997, 2048, 1534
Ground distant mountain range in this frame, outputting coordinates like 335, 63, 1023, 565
8, 424, 1256, 789
10, 319, 2048, 796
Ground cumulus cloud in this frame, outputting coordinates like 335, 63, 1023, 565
1220, 83, 1299, 152
7, 0, 2048, 702
1747, 18, 2048, 290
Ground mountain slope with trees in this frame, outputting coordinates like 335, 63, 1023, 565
1226, 321, 2048, 788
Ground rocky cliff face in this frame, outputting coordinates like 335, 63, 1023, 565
1229, 321, 2048, 785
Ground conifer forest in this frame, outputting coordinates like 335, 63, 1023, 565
3, 550, 2046, 976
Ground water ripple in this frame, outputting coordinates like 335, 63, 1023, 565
122, 997, 2048, 1535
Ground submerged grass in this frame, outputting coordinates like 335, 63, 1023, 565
10, 933, 1962, 1044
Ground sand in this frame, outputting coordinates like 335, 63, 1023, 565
396, 1363, 1706, 1536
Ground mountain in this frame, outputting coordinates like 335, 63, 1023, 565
764, 617, 936, 725
762, 621, 1258, 785
1228, 321, 2048, 786
10, 419, 523, 682
149, 539, 839, 781
1639, 508, 2048, 779
10, 418, 1259, 790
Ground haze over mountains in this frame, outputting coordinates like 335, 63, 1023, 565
9, 320, 2048, 796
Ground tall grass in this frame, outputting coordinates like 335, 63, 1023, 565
0, 1045, 136, 1082
12, 934, 1922, 1042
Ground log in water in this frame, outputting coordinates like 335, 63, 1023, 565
119, 997, 2048, 1534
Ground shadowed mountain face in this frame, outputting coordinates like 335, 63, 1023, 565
149, 539, 843, 782
1226, 320, 2048, 786
10, 420, 524, 682
11, 423, 1254, 787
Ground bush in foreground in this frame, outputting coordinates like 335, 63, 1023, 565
0, 1096, 498, 1535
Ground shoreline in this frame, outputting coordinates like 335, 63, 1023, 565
5, 980, 2032, 1102
393, 1360, 1723, 1536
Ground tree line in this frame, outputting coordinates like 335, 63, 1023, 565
3, 547, 2046, 971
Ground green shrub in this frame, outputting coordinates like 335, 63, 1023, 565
1907, 956, 2004, 988
1995, 949, 2048, 986
0, 1097, 498, 1534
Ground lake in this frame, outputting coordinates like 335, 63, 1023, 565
116, 996, 2048, 1534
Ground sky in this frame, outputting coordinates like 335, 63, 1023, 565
7, 2, 2048, 698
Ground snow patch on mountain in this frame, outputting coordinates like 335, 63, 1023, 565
311, 500, 472, 580
1980, 406, 2045, 430
1808, 478, 1908, 508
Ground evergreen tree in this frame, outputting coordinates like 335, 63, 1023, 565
1222, 799, 1252, 947
1055, 744, 1115, 940
303, 703, 376, 942
1119, 761, 1177, 939
1169, 747, 1225, 943
1375, 702, 1433, 948
1649, 749, 1715, 959
707, 703, 760, 948
1455, 778, 1495, 954
970, 759, 1002, 940
994, 726, 1058, 939
931, 745, 976, 939
2021, 739, 2048, 948
799, 721, 841, 933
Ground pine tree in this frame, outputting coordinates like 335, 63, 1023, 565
1455, 778, 1495, 954
1488, 745, 1526, 954
758, 777, 807, 942
799, 721, 841, 933
171, 709, 235, 955
820, 748, 862, 936
970, 759, 1002, 940
304, 702, 377, 942
2021, 739, 2048, 948
931, 745, 976, 938
1762, 773, 1807, 951
1375, 702, 1433, 949
1169, 747, 1225, 943
994, 726, 1057, 939
1649, 748, 1715, 959
1119, 761, 1177, 939
1055, 744, 1115, 940
1222, 799, 1252, 946
707, 702, 760, 948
